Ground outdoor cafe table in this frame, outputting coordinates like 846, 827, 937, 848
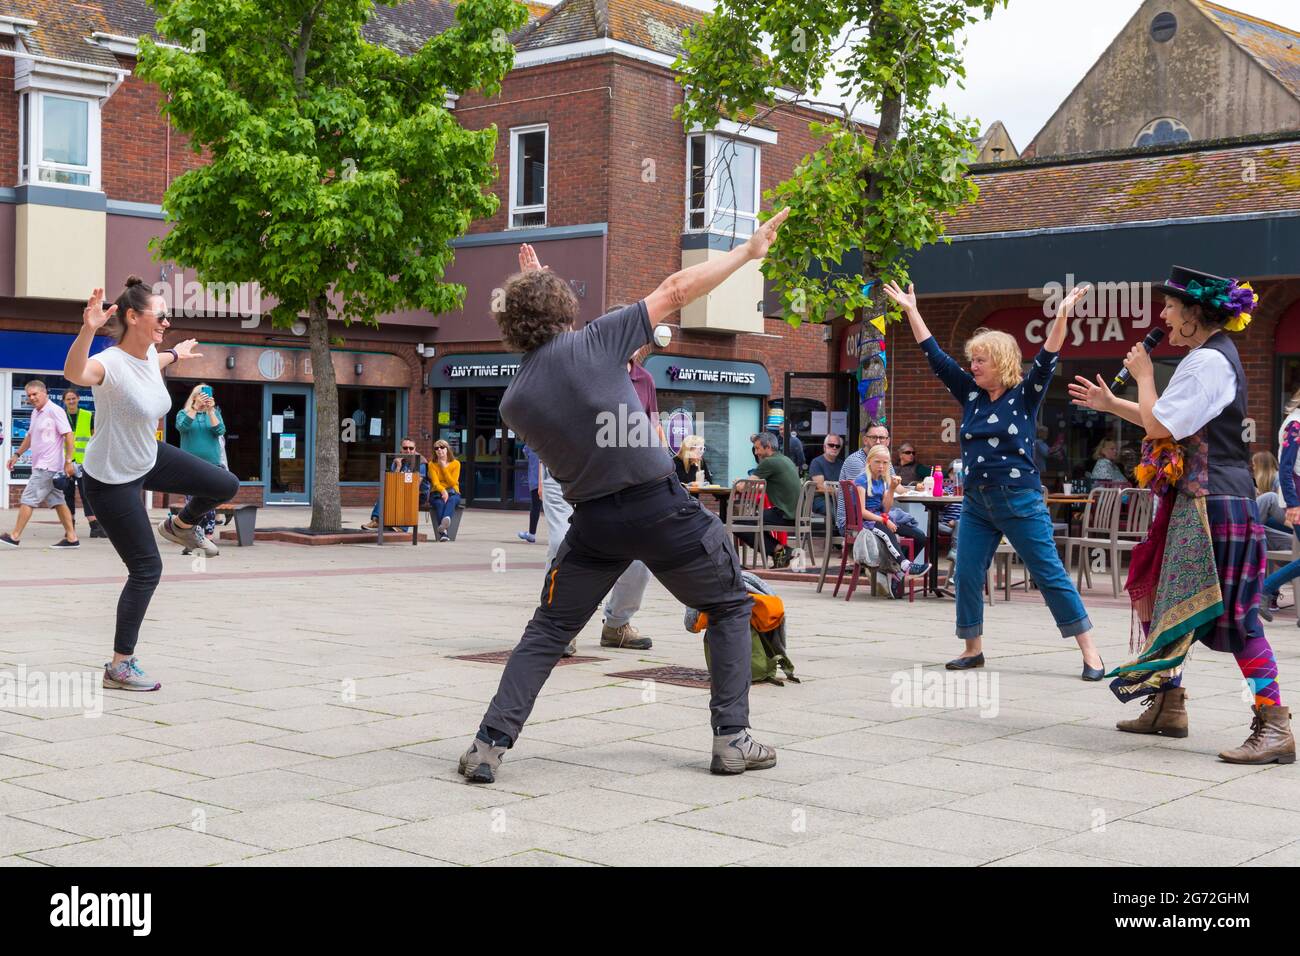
1046, 494, 1091, 536
687, 484, 732, 522
891, 493, 962, 596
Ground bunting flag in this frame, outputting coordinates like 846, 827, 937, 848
869, 315, 887, 335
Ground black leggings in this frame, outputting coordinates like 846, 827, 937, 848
529, 488, 543, 535
83, 442, 239, 656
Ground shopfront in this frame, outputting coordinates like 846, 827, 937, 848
162, 344, 410, 506
981, 307, 1180, 487
1272, 300, 1300, 437
643, 355, 771, 486
1, 330, 111, 509
431, 352, 529, 508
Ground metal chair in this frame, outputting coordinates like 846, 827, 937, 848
725, 478, 767, 568
763, 480, 818, 571
816, 484, 844, 592
1064, 487, 1124, 593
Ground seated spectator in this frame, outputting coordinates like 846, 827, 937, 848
1254, 451, 1281, 496
808, 434, 844, 514
429, 440, 462, 541
738, 432, 799, 567
854, 445, 929, 596
1089, 439, 1127, 484
894, 441, 927, 484
674, 435, 713, 487
363, 438, 430, 531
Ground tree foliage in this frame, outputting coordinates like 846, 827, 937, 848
676, 0, 1005, 327
139, 0, 528, 529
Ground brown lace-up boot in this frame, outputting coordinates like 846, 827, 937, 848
1116, 687, 1188, 738
1219, 706, 1296, 765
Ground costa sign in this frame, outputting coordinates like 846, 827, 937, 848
984, 308, 1156, 360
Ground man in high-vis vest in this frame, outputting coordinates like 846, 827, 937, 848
62, 389, 103, 537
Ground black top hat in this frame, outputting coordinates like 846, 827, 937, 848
1154, 266, 1232, 304
1153, 265, 1259, 330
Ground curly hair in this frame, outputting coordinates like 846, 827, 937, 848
497, 271, 579, 352
964, 328, 1023, 389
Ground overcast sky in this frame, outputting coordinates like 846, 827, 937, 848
544, 0, 1299, 148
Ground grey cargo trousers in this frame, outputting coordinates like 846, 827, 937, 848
481, 475, 753, 741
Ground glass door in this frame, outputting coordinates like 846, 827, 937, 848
468, 389, 505, 504
264, 385, 314, 503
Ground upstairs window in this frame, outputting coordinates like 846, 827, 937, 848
509, 125, 547, 228
686, 133, 760, 237
19, 92, 98, 189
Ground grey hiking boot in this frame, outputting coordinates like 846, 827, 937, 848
458, 736, 508, 784
158, 516, 218, 557
563, 637, 578, 657
600, 622, 652, 650
710, 730, 777, 775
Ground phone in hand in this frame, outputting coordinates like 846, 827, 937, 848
201, 386, 214, 398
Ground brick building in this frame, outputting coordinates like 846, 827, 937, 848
878, 131, 1300, 487
0, 0, 848, 513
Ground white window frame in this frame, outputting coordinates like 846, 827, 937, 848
18, 91, 101, 191
684, 132, 762, 238
508, 124, 548, 229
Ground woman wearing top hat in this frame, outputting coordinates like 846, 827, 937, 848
1070, 266, 1293, 764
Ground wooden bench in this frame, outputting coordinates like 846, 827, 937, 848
168, 503, 259, 547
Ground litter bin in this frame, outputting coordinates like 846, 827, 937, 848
382, 469, 420, 529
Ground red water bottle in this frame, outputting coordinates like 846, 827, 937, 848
932, 466, 944, 498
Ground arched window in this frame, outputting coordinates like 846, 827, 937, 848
1134, 118, 1191, 148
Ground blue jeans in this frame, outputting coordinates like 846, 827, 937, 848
432, 492, 461, 524
954, 485, 1092, 641
1263, 525, 1300, 597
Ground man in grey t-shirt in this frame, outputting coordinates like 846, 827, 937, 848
460, 212, 790, 784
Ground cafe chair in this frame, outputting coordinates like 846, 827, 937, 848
762, 480, 820, 572
816, 484, 844, 593
726, 478, 768, 568
1063, 487, 1132, 597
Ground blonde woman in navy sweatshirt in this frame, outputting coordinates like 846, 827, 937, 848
883, 281, 1103, 680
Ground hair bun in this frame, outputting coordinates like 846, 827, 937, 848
124, 275, 145, 289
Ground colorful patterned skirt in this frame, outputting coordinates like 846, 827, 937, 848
1108, 493, 1267, 702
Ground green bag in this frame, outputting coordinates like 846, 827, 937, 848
690, 572, 799, 686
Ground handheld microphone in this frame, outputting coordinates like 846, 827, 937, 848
1111, 328, 1165, 392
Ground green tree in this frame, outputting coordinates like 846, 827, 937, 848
676, 0, 1005, 330
139, 0, 527, 531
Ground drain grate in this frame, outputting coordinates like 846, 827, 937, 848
606, 666, 713, 689
451, 650, 607, 666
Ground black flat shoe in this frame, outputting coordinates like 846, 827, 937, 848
1081, 660, 1106, 682
945, 653, 985, 670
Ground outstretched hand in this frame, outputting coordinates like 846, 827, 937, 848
173, 338, 203, 361
882, 281, 918, 315
83, 288, 117, 332
518, 244, 548, 274
1056, 284, 1090, 321
1067, 374, 1115, 413
744, 207, 791, 261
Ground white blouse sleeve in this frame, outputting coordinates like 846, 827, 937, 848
1152, 349, 1236, 441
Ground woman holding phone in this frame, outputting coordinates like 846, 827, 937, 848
175, 383, 228, 550
64, 277, 239, 691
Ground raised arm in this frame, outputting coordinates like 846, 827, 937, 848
884, 281, 977, 402
65, 289, 112, 386
644, 208, 790, 326
882, 282, 932, 344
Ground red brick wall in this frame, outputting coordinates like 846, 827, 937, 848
0, 55, 15, 188
100, 57, 206, 204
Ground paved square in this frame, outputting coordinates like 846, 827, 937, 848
1, 507, 1296, 866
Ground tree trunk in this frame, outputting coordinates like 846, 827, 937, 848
308, 295, 341, 532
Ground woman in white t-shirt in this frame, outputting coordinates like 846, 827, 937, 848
64, 277, 240, 692
1070, 266, 1292, 766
